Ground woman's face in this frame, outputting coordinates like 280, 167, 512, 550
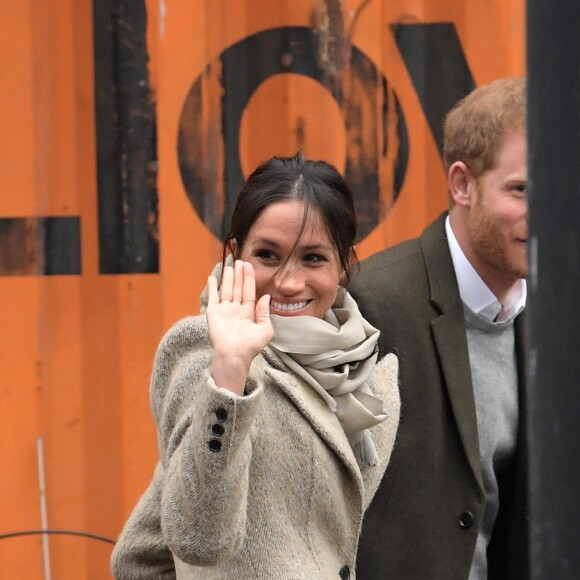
237, 199, 343, 319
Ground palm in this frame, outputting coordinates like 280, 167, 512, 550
206, 260, 273, 364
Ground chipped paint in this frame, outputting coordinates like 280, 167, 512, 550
347, 0, 374, 41
93, 0, 159, 273
0, 218, 38, 275
159, 0, 166, 38
314, 0, 349, 86
0, 217, 81, 276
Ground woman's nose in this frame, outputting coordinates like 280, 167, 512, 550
274, 266, 306, 294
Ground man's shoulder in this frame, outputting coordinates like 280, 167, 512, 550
360, 237, 421, 271
354, 214, 450, 287
348, 239, 427, 325
354, 237, 428, 295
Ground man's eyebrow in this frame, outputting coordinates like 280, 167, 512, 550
505, 179, 527, 187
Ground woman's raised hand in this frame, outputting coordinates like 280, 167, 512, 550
206, 260, 273, 395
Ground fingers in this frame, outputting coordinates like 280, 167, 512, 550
207, 275, 219, 307
220, 264, 234, 302
255, 294, 272, 326
241, 262, 256, 305
232, 260, 243, 303
219, 260, 256, 306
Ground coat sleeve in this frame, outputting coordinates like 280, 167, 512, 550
110, 462, 176, 580
150, 317, 265, 566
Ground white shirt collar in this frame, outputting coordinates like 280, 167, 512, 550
445, 215, 526, 323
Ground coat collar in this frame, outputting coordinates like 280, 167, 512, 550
421, 212, 484, 493
258, 347, 365, 498
421, 213, 464, 314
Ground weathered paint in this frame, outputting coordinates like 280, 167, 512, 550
178, 26, 408, 241
0, 217, 81, 275
0, 0, 525, 577
94, 0, 159, 274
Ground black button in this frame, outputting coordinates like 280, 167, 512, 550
215, 407, 228, 421
459, 511, 474, 529
339, 565, 350, 579
208, 439, 222, 452
212, 423, 225, 436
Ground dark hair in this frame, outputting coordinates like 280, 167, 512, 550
223, 154, 358, 283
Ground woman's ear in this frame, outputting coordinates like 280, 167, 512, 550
229, 238, 239, 258
348, 245, 357, 267
448, 161, 475, 207
338, 246, 357, 286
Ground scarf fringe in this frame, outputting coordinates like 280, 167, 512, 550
349, 431, 380, 468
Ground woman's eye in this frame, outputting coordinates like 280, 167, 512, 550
304, 253, 327, 264
255, 249, 278, 260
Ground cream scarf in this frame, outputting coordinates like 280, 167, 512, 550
268, 287, 387, 468
201, 260, 388, 468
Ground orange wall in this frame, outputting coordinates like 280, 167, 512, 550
0, 0, 524, 577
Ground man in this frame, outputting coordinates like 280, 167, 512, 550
350, 77, 528, 579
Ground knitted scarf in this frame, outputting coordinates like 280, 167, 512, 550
268, 287, 387, 468
201, 260, 388, 468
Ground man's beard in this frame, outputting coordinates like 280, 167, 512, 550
467, 205, 528, 281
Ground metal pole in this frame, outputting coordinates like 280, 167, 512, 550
527, 1, 580, 578
37, 437, 52, 580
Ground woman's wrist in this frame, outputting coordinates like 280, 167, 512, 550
209, 355, 252, 396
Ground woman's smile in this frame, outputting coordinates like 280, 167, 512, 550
237, 199, 342, 319
269, 299, 311, 314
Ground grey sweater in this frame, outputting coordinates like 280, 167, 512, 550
463, 306, 518, 580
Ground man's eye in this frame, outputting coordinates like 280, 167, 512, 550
513, 184, 527, 193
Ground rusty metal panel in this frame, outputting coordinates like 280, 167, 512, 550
0, 0, 525, 577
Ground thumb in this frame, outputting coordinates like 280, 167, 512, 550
255, 294, 272, 326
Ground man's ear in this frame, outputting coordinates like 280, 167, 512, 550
448, 161, 474, 207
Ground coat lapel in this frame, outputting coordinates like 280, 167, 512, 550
258, 349, 364, 496
421, 214, 484, 492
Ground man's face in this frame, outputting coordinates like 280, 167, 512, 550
467, 129, 528, 288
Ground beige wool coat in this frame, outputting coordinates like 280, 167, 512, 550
111, 315, 400, 580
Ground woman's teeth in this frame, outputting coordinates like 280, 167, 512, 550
271, 300, 308, 312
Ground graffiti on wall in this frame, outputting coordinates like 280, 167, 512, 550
0, 22, 474, 276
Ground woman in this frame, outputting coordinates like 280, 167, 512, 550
111, 155, 400, 579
